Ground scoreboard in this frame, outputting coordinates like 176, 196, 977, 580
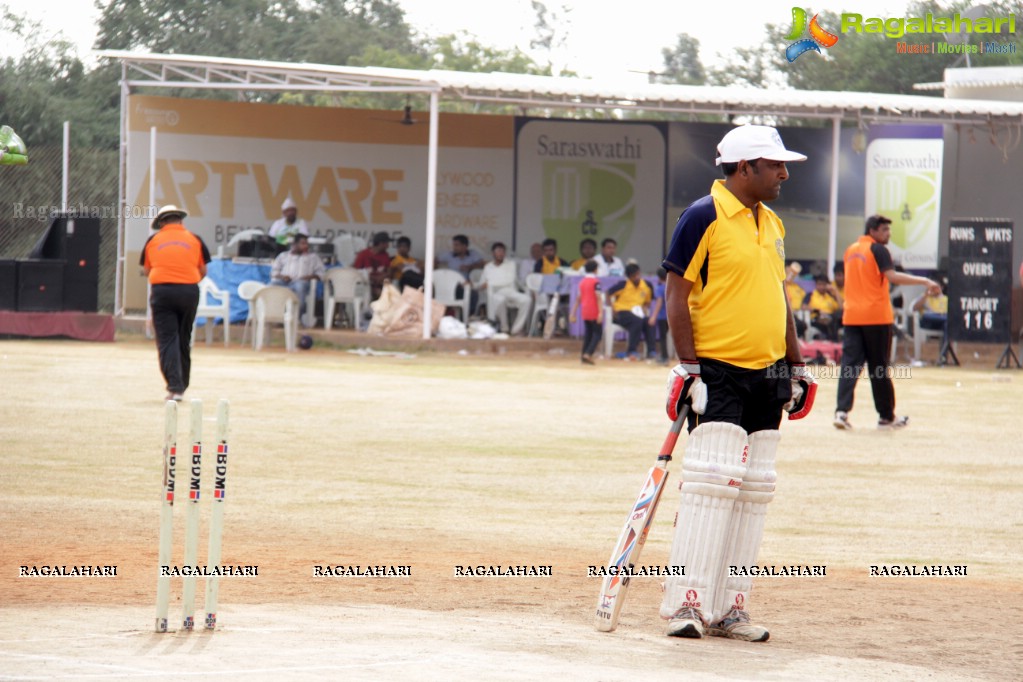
946, 218, 1013, 344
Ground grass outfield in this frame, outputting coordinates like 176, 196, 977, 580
0, 338, 1020, 681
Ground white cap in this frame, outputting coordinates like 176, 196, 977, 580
281, 197, 297, 211
715, 125, 807, 166
151, 204, 187, 229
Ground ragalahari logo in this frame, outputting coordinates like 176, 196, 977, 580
785, 7, 839, 62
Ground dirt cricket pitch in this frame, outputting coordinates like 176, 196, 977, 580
0, 337, 1020, 681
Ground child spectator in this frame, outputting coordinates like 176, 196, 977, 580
569, 260, 603, 364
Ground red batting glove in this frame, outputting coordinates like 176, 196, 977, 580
666, 361, 707, 419
785, 363, 817, 420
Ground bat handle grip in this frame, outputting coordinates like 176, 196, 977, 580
658, 406, 690, 459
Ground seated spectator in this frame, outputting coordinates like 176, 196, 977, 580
436, 234, 485, 278
831, 262, 845, 298
784, 261, 808, 338
533, 237, 569, 274
354, 231, 393, 300
389, 236, 424, 290
594, 238, 625, 277
606, 263, 655, 360
269, 233, 325, 326
435, 234, 484, 314
807, 274, 842, 341
268, 197, 309, 247
912, 279, 948, 331
479, 242, 531, 335
518, 242, 542, 286
570, 238, 598, 271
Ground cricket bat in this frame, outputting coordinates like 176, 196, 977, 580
595, 406, 688, 632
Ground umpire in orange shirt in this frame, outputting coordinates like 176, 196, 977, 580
140, 205, 211, 401
833, 215, 939, 430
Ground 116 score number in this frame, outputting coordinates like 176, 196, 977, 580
963, 311, 994, 330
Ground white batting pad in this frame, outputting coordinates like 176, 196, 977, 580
660, 422, 748, 620
713, 429, 780, 622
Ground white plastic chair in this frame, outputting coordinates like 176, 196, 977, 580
191, 277, 231, 347
252, 286, 300, 352
333, 233, 356, 267
323, 268, 370, 330
796, 309, 823, 342
910, 291, 949, 363
602, 304, 627, 358
469, 268, 486, 317
891, 284, 924, 362
524, 273, 548, 337
432, 269, 471, 322
237, 280, 266, 348
912, 309, 946, 362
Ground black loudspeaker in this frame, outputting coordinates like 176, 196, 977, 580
0, 260, 17, 311
27, 213, 100, 312
17, 260, 64, 312
61, 217, 101, 312
29, 214, 66, 259
237, 236, 280, 259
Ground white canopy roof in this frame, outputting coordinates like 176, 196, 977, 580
100, 50, 1023, 125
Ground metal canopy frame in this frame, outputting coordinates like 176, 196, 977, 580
102, 51, 1023, 337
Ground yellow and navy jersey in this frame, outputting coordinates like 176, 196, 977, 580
605, 277, 652, 313
661, 180, 788, 369
843, 235, 893, 325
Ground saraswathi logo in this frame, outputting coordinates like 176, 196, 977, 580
784, 7, 839, 62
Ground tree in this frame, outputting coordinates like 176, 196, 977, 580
530, 0, 572, 75
656, 34, 706, 85
0, 8, 117, 148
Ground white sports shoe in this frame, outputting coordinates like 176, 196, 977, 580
666, 607, 705, 638
878, 415, 909, 430
833, 411, 852, 430
707, 608, 770, 642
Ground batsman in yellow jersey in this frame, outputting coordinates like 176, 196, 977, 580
659, 125, 815, 642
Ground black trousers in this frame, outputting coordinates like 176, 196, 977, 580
689, 358, 791, 435
836, 324, 895, 421
150, 283, 200, 394
656, 319, 670, 361
614, 310, 655, 355
581, 320, 602, 357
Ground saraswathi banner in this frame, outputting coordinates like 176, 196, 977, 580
514, 119, 668, 271
864, 124, 943, 269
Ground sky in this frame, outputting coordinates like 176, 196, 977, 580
4, 0, 919, 77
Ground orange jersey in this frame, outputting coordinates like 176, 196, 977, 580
141, 223, 210, 285
842, 235, 893, 325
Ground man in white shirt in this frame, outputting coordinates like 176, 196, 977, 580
270, 234, 325, 325
594, 237, 625, 277
480, 242, 532, 335
517, 242, 542, 287
268, 197, 310, 246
